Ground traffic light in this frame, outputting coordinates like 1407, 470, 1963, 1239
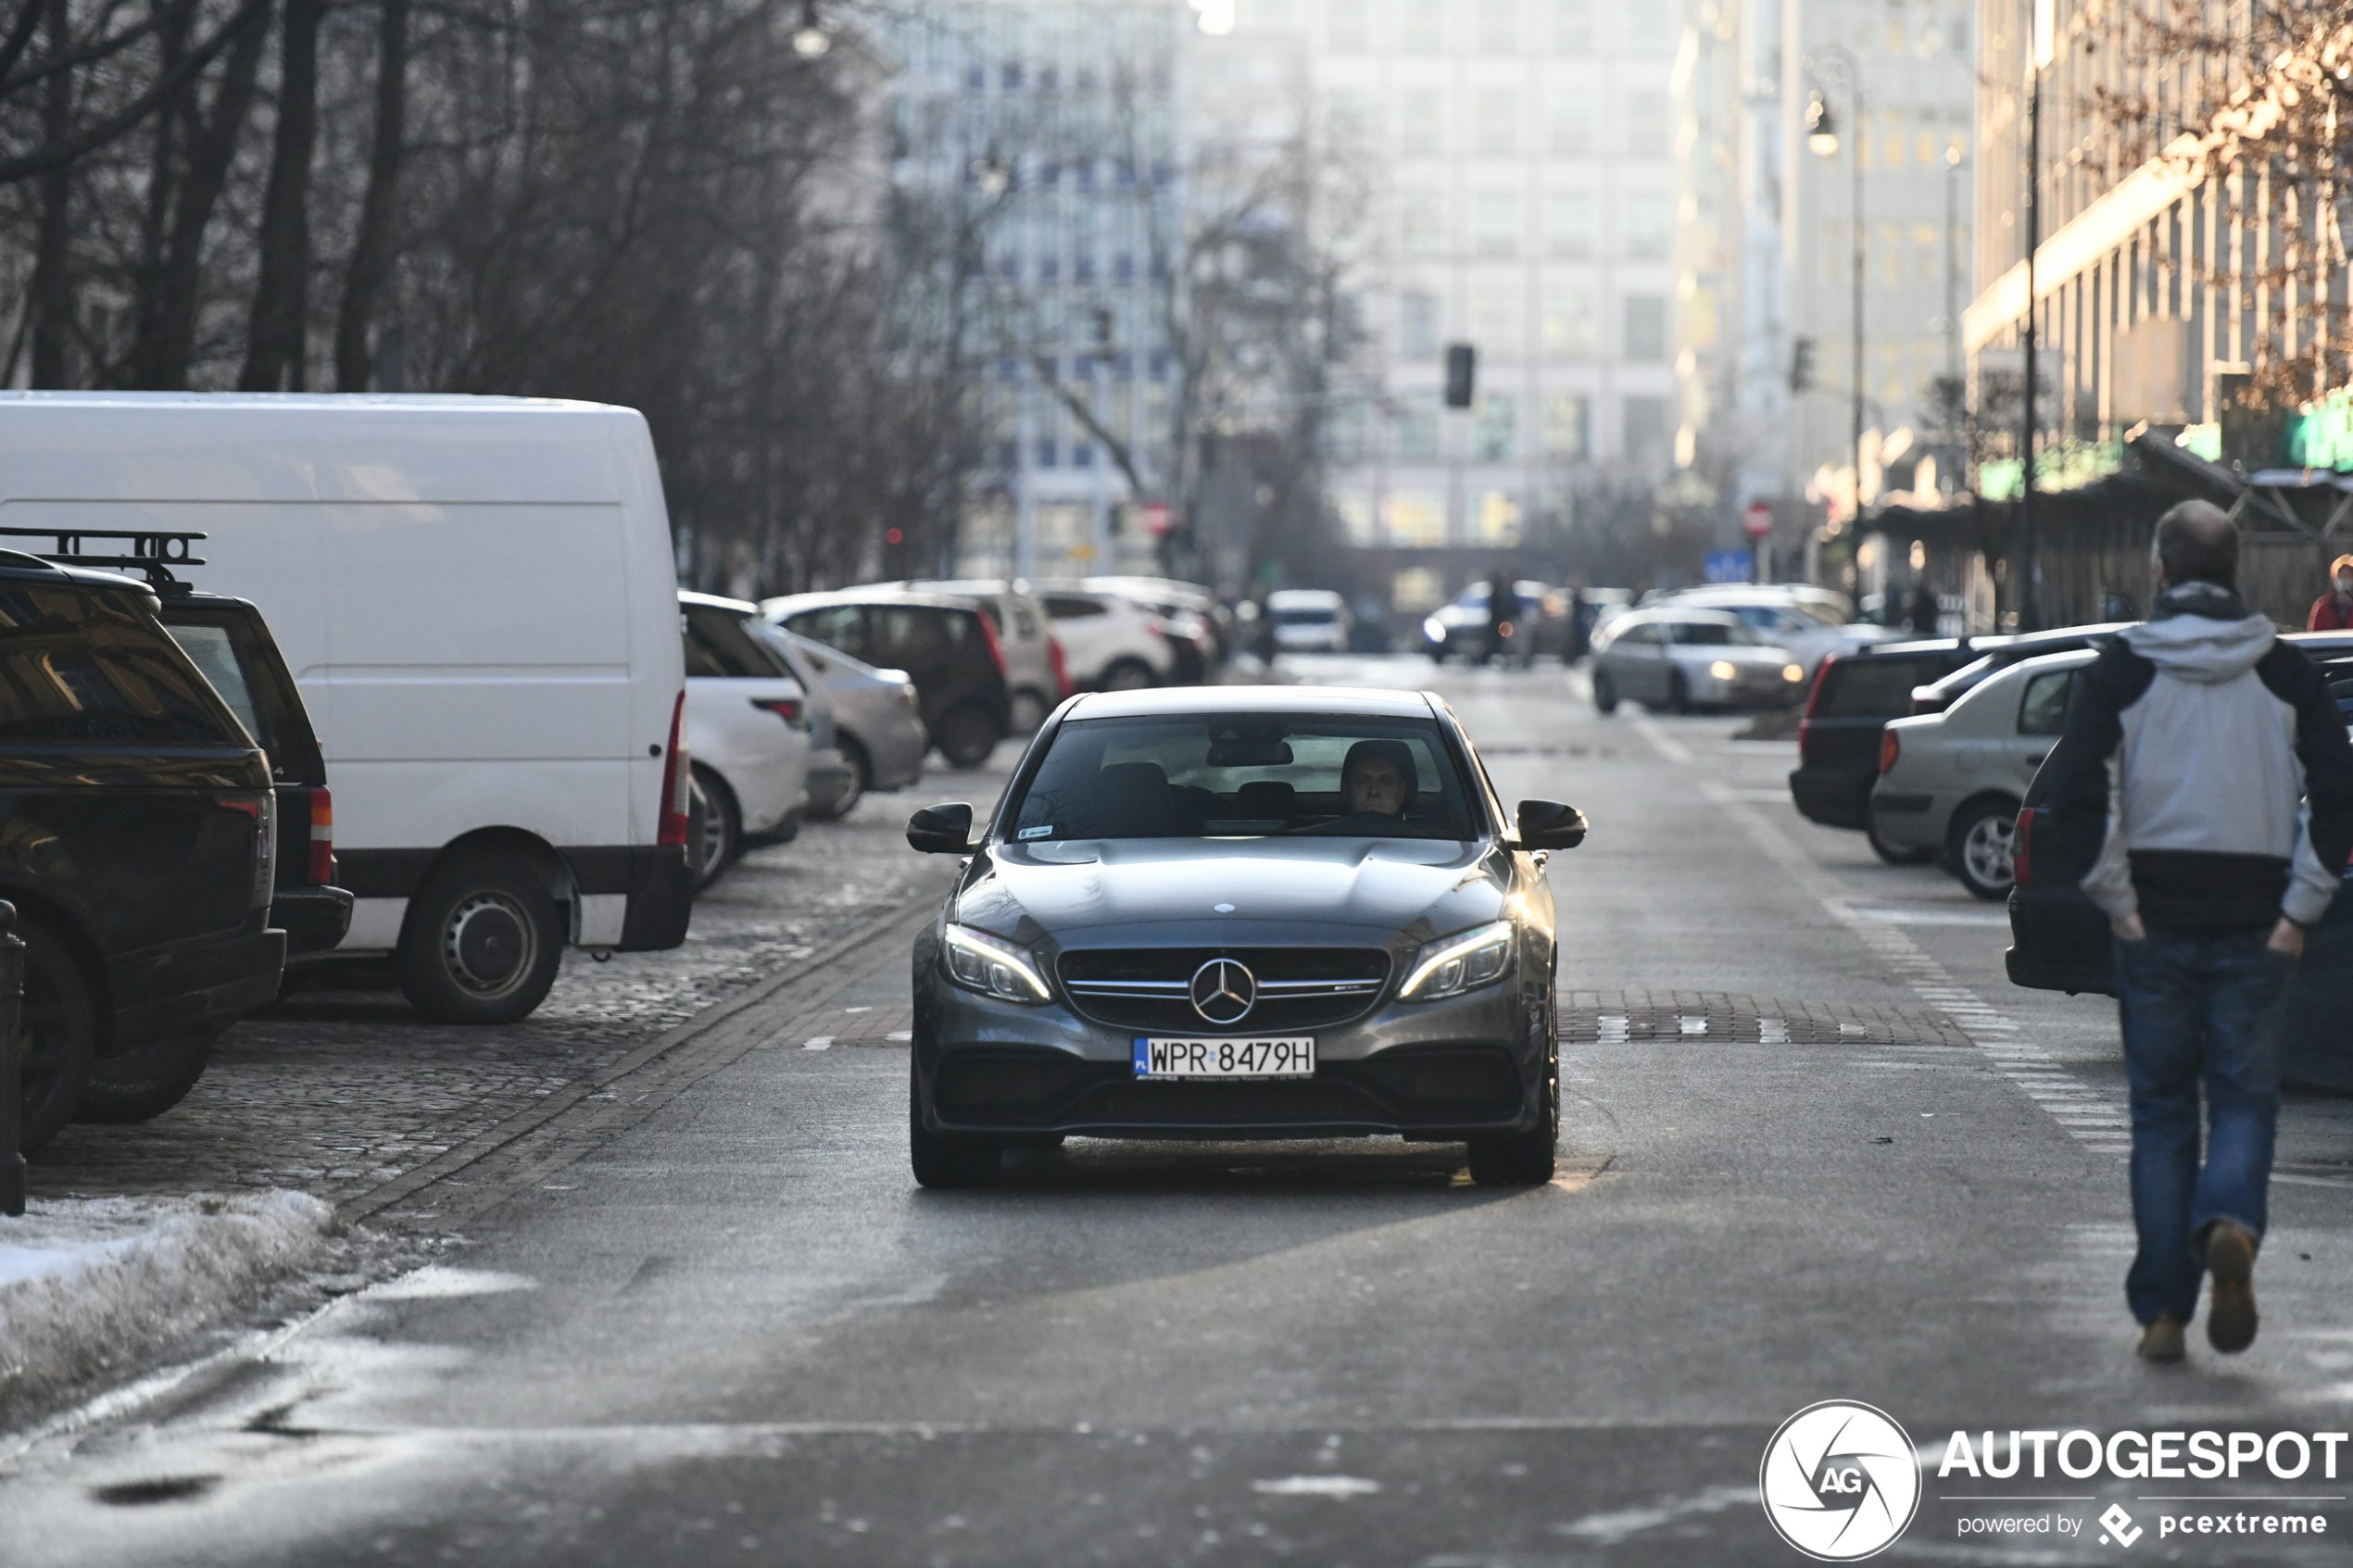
1789, 336, 1816, 393
1444, 343, 1476, 408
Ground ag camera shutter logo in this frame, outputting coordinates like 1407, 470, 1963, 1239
1759, 1400, 1922, 1560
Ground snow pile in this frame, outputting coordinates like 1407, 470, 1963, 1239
0, 1190, 334, 1427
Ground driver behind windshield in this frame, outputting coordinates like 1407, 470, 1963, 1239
1332, 738, 1415, 823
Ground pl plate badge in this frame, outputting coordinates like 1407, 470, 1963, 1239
1758, 1399, 1920, 1561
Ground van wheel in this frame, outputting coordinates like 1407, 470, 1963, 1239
1101, 659, 1157, 692
1949, 797, 2022, 900
1592, 670, 1619, 713
910, 1053, 1000, 1188
14, 915, 95, 1151
77, 1030, 215, 1123
687, 766, 740, 891
396, 856, 564, 1023
934, 705, 1002, 769
1009, 688, 1051, 734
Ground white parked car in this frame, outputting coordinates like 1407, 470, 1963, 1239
1871, 647, 2096, 899
1031, 582, 1176, 690
1589, 608, 1808, 713
1664, 587, 1902, 675
680, 592, 812, 890
1265, 588, 1352, 654
0, 393, 692, 1024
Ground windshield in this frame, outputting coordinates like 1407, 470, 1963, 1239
1669, 620, 1759, 646
1272, 606, 1338, 625
1007, 713, 1480, 842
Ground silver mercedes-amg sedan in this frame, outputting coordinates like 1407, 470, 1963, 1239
903, 685, 1588, 1187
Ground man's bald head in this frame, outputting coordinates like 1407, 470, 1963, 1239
2152, 500, 2238, 591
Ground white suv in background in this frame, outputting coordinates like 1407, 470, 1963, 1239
1032, 582, 1177, 691
680, 592, 812, 890
1265, 588, 1351, 654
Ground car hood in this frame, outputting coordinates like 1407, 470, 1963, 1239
955, 835, 1513, 949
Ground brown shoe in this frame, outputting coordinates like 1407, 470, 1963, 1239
2137, 1314, 2185, 1362
2205, 1222, 2259, 1353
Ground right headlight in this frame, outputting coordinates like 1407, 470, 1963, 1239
1399, 920, 1516, 1001
942, 923, 1052, 1004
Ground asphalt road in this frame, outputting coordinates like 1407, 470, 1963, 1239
8, 657, 2353, 1566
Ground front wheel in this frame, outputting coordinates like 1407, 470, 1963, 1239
1865, 798, 1934, 866
1470, 1006, 1558, 1186
1949, 798, 2022, 901
934, 704, 1003, 769
1592, 669, 1619, 714
77, 1029, 216, 1123
15, 914, 95, 1150
396, 855, 566, 1023
910, 1054, 1001, 1188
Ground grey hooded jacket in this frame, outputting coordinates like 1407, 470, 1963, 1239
2051, 582, 2353, 932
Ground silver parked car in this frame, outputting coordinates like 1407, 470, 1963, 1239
1589, 608, 1807, 713
1870, 647, 2095, 899
891, 578, 1069, 734
750, 622, 849, 820
772, 628, 929, 810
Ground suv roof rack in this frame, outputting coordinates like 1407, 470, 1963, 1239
0, 527, 207, 592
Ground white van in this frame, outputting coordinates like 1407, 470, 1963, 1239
0, 393, 693, 1023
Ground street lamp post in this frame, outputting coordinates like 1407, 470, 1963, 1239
1805, 46, 1866, 534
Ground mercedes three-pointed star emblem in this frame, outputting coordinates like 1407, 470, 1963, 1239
1189, 958, 1257, 1025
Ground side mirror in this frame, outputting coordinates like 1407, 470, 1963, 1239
907, 802, 976, 854
1516, 799, 1588, 851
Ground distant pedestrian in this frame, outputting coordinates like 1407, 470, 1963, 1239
1485, 571, 1520, 666
2052, 501, 2353, 1362
1567, 582, 1592, 662
2306, 554, 2353, 631
1905, 581, 1940, 634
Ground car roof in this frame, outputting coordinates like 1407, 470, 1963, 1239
0, 549, 159, 601
761, 588, 980, 616
1265, 588, 1344, 605
1615, 606, 1743, 626
1065, 684, 1439, 721
680, 588, 759, 615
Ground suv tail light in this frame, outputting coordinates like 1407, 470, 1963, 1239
308, 787, 333, 884
976, 611, 1009, 680
657, 691, 691, 847
751, 696, 804, 727
2013, 807, 2036, 885
219, 793, 278, 909
1047, 634, 1072, 699
1878, 728, 1900, 775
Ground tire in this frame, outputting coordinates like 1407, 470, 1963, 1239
14, 915, 95, 1151
1948, 797, 2022, 901
1101, 658, 1157, 692
395, 855, 566, 1024
1865, 797, 1935, 866
910, 1053, 1000, 1188
934, 704, 1003, 769
77, 1030, 214, 1124
1665, 670, 1691, 715
1592, 670, 1619, 713
687, 766, 741, 891
1470, 1000, 1559, 1187
1009, 687, 1051, 734
822, 736, 870, 819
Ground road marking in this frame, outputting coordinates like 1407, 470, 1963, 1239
1251, 1475, 1381, 1498
1627, 712, 2133, 1156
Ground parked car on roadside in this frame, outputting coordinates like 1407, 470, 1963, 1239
1420, 580, 1558, 664
0, 549, 286, 1148
1088, 575, 1233, 662
680, 592, 812, 891
1906, 623, 2130, 713
767, 629, 929, 810
1264, 588, 1352, 654
1029, 583, 1178, 691
1588, 608, 1807, 713
0, 394, 698, 1027
890, 579, 1070, 734
751, 625, 849, 819
762, 590, 1012, 767
1788, 638, 2003, 863
1661, 586, 1903, 675
1870, 648, 2096, 899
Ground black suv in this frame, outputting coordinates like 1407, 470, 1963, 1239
1789, 639, 1986, 860
764, 592, 1013, 768
0, 549, 286, 1147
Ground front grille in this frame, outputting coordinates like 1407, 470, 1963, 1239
1057, 947, 1390, 1034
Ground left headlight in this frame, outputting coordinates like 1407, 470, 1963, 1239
1708, 659, 1737, 681
943, 924, 1053, 1004
1399, 920, 1516, 1002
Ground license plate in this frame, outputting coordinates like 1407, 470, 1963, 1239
1132, 1036, 1315, 1079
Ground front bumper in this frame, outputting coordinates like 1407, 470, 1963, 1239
915, 954, 1548, 1142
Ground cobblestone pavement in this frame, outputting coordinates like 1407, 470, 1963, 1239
26, 755, 1007, 1208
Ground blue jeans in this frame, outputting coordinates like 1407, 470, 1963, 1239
2114, 928, 2291, 1324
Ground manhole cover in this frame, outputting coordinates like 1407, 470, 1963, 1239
1559, 991, 1972, 1047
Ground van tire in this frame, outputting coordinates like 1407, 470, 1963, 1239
396, 856, 565, 1024
687, 766, 740, 891
15, 914, 95, 1151
77, 1030, 214, 1123
934, 704, 1002, 769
